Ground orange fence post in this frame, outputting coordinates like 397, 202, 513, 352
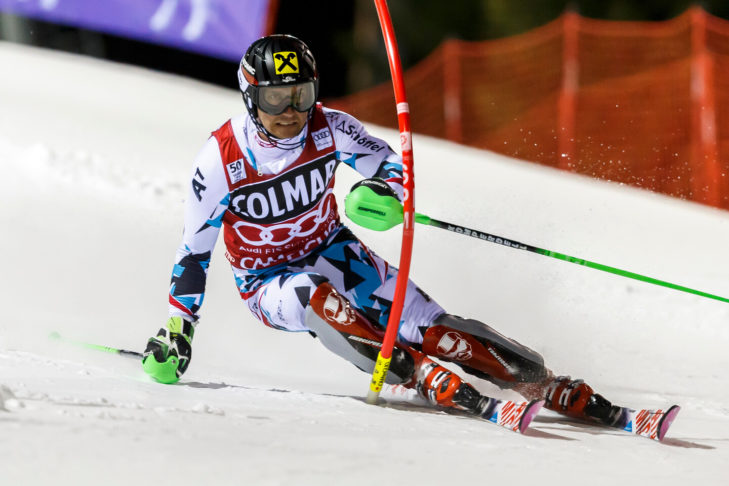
558, 11, 579, 171
443, 40, 463, 144
690, 7, 720, 206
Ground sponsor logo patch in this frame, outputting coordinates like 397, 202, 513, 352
312, 127, 333, 151
436, 332, 473, 361
229, 155, 337, 224
226, 159, 246, 184
273, 51, 299, 75
241, 58, 255, 75
334, 120, 385, 152
323, 292, 356, 326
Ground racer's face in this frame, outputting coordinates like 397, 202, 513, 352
257, 105, 308, 140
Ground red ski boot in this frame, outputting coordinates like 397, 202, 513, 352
413, 358, 497, 416
543, 376, 624, 426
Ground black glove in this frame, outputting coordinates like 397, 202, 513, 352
350, 177, 399, 199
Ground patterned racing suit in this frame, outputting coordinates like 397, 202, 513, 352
167, 106, 622, 425
168, 103, 444, 345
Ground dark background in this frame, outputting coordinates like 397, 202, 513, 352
2, 0, 729, 99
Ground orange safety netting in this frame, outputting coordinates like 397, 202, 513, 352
326, 7, 729, 210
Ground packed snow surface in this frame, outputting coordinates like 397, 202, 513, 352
1, 42, 728, 485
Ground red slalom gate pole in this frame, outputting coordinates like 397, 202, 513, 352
366, 0, 416, 405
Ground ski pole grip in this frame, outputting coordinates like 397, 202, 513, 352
344, 184, 404, 231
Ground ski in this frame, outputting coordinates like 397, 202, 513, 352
617, 405, 681, 441
384, 384, 543, 434
480, 398, 544, 434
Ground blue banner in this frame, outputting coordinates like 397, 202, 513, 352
0, 0, 273, 61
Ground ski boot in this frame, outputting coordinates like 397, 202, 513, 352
543, 376, 626, 426
307, 281, 498, 418
413, 358, 498, 418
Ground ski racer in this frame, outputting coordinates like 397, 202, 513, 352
142, 34, 625, 427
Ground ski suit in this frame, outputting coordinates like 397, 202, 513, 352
165, 102, 622, 428
168, 103, 444, 345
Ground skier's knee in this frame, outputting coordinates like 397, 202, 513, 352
306, 282, 414, 384
422, 314, 547, 387
308, 281, 361, 330
252, 272, 330, 331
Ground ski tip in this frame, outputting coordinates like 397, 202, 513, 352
657, 405, 681, 442
519, 399, 545, 434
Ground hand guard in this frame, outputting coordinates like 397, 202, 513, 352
142, 316, 195, 384
344, 178, 403, 231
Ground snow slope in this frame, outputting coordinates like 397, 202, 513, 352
1, 41, 728, 485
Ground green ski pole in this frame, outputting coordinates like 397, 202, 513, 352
49, 331, 143, 359
414, 213, 729, 304
344, 186, 729, 303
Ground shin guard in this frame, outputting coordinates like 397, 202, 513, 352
307, 282, 417, 384
307, 283, 489, 413
422, 317, 547, 388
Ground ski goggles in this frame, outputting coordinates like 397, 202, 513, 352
256, 82, 316, 115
